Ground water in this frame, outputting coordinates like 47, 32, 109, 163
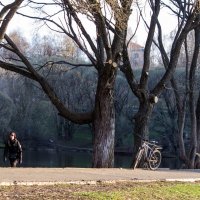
0, 149, 178, 168
0, 149, 133, 168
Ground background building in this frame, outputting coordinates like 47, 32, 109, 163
128, 42, 144, 68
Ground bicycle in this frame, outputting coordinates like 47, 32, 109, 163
133, 140, 162, 170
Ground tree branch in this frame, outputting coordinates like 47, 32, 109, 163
0, 0, 23, 40
3, 34, 94, 124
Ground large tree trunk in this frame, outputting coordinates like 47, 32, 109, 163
176, 105, 189, 165
195, 91, 200, 168
131, 101, 153, 167
188, 27, 200, 168
93, 67, 116, 168
188, 97, 197, 169
196, 91, 200, 153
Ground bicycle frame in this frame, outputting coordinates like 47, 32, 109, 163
133, 140, 162, 170
142, 141, 161, 160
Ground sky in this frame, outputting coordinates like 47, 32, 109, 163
5, 1, 177, 46
129, 2, 177, 46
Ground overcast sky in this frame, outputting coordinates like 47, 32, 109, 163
6, 1, 177, 46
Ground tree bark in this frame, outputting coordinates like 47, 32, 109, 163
93, 66, 117, 168
131, 101, 153, 167
0, 0, 24, 40
188, 27, 200, 168
195, 91, 200, 168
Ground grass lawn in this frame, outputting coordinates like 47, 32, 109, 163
75, 182, 200, 200
0, 181, 200, 199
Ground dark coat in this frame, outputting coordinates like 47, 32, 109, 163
4, 139, 22, 162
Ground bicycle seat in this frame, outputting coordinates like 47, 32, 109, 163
150, 140, 158, 144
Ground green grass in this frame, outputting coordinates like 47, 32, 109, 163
74, 182, 200, 200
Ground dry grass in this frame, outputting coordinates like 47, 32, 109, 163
0, 181, 200, 200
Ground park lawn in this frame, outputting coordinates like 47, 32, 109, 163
74, 182, 200, 200
0, 181, 200, 199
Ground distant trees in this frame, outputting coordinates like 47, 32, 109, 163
120, 0, 200, 167
0, 0, 133, 168
169, 28, 200, 169
30, 100, 58, 140
0, 67, 134, 149
1, 0, 200, 169
152, 1, 200, 168
0, 91, 13, 138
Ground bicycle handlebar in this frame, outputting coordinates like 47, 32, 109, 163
134, 133, 162, 149
143, 140, 162, 149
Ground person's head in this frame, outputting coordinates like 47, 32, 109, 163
9, 132, 16, 141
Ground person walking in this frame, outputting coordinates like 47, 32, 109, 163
3, 131, 22, 167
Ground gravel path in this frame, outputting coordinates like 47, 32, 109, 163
0, 168, 200, 185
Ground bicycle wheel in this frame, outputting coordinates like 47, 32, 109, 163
133, 149, 144, 169
148, 150, 161, 170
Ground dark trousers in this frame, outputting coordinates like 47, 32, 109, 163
9, 158, 19, 167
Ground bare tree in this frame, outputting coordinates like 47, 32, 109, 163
0, 0, 133, 167
121, 0, 200, 166
154, 1, 200, 168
